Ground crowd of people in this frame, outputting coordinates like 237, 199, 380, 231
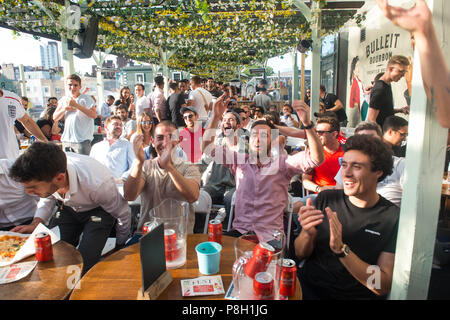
0, 0, 449, 300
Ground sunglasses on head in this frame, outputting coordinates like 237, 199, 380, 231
141, 120, 152, 125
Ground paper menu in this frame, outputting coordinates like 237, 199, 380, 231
0, 223, 60, 267
181, 276, 225, 297
0, 261, 38, 284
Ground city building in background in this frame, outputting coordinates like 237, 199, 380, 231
40, 41, 61, 69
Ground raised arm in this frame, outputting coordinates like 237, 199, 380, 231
18, 113, 48, 142
123, 133, 146, 201
377, 0, 450, 128
201, 93, 229, 155
292, 100, 324, 165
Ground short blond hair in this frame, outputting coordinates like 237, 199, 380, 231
387, 55, 409, 67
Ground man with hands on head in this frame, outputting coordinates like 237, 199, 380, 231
202, 94, 324, 241
295, 135, 399, 300
123, 121, 201, 234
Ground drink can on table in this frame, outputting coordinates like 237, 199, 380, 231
34, 232, 53, 262
164, 229, 179, 262
207, 219, 222, 245
244, 242, 274, 279
253, 272, 274, 300
279, 258, 297, 298
142, 221, 158, 235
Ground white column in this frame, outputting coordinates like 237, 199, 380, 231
292, 47, 299, 101
19, 64, 27, 97
389, 0, 448, 300
310, 1, 322, 117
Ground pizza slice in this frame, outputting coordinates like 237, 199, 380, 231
0, 235, 29, 262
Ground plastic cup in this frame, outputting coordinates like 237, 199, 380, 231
195, 241, 222, 275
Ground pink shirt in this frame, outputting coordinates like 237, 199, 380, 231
211, 147, 320, 239
180, 127, 205, 163
151, 87, 166, 117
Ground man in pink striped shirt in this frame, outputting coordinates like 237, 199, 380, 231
203, 95, 324, 241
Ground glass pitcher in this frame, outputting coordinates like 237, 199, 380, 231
148, 198, 189, 269
231, 230, 285, 300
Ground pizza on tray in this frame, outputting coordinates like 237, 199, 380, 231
0, 235, 29, 261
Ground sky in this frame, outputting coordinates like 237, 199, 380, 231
0, 26, 311, 76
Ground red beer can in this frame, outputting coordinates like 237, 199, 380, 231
142, 221, 158, 235
34, 232, 53, 262
253, 272, 274, 300
279, 258, 297, 297
164, 229, 179, 262
207, 219, 222, 245
244, 242, 274, 279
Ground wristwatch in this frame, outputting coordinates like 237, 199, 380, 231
315, 185, 321, 193
335, 244, 350, 258
303, 122, 314, 130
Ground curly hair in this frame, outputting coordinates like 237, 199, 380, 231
9, 142, 67, 183
343, 135, 394, 182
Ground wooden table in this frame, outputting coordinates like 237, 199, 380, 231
70, 234, 302, 300
1, 241, 83, 300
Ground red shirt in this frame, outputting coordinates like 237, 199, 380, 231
180, 127, 205, 163
312, 145, 344, 187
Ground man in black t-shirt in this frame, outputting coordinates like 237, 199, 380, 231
319, 85, 347, 127
295, 135, 399, 300
166, 82, 186, 128
368, 55, 410, 127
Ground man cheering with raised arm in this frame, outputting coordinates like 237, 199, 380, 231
202, 95, 324, 241
295, 134, 399, 300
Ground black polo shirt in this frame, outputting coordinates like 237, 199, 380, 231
369, 80, 394, 127
321, 93, 347, 123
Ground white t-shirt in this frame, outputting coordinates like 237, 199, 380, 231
281, 114, 300, 128
0, 159, 39, 228
59, 94, 96, 143
188, 88, 212, 120
0, 90, 25, 159
135, 95, 151, 118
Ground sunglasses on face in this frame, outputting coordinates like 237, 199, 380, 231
316, 130, 334, 135
141, 120, 152, 125
184, 114, 195, 120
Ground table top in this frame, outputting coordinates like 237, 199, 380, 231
1, 241, 83, 300
70, 234, 302, 300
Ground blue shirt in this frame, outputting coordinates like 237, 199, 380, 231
89, 138, 135, 180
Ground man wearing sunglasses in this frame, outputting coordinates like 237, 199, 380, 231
89, 115, 135, 183
382, 115, 408, 158
180, 107, 205, 163
367, 55, 410, 127
302, 116, 344, 195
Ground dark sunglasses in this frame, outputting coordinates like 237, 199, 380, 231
316, 130, 334, 135
183, 114, 195, 120
140, 120, 152, 125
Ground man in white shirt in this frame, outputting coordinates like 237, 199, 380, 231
53, 74, 97, 155
0, 159, 38, 231
89, 115, 135, 183
187, 76, 213, 123
0, 89, 48, 159
134, 83, 151, 118
10, 142, 131, 274
116, 104, 136, 140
